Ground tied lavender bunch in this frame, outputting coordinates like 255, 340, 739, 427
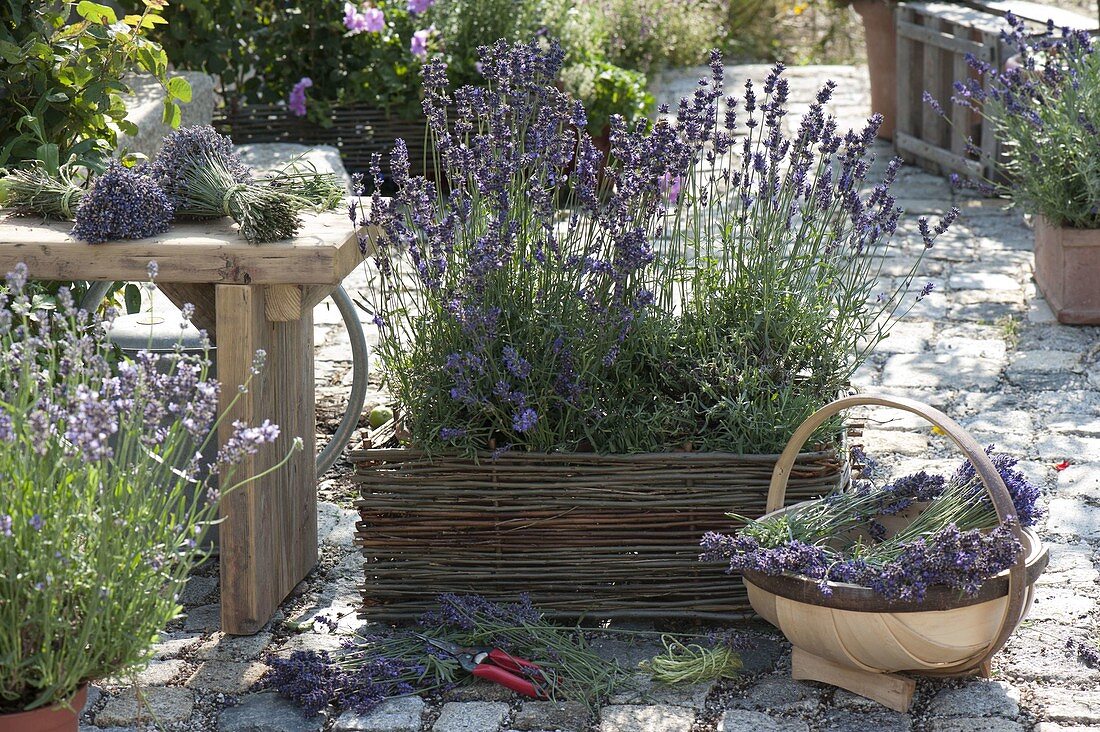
71, 161, 173, 243
0, 163, 87, 220
701, 447, 1042, 603
356, 41, 956, 456
0, 263, 301, 714
948, 14, 1100, 228
148, 126, 333, 244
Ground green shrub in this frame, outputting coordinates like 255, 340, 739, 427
0, 1, 190, 170
581, 0, 725, 73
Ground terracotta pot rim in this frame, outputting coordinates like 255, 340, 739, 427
742, 526, 1048, 613
1, 685, 88, 726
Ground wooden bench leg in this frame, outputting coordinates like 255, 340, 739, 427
791, 646, 916, 713
215, 284, 318, 635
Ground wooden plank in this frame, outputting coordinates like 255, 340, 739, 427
950, 37, 972, 159
895, 6, 917, 149
920, 15, 948, 171
157, 283, 217, 338
264, 284, 302, 322
896, 131, 984, 177
978, 38, 1001, 180
216, 284, 317, 635
976, 0, 1097, 29
791, 647, 916, 713
0, 211, 364, 285
302, 284, 336, 311
897, 20, 985, 55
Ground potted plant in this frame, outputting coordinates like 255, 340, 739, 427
0, 265, 297, 731
704, 394, 1047, 711
350, 40, 957, 618
950, 16, 1100, 323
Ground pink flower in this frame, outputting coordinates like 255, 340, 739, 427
363, 6, 384, 32
407, 0, 434, 14
659, 172, 682, 203
343, 2, 365, 31
343, 3, 384, 34
288, 77, 313, 117
410, 29, 430, 58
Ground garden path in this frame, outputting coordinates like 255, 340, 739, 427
80, 64, 1100, 732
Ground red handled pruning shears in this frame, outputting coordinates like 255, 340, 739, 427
414, 633, 553, 699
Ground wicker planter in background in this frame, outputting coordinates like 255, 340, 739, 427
213, 102, 431, 179
352, 446, 847, 621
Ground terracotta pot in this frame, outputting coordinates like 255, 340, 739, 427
852, 0, 897, 140
1, 686, 87, 732
1033, 216, 1100, 324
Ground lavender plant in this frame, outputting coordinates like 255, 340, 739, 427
950, 14, 1100, 228
701, 447, 1042, 602
0, 264, 300, 714
358, 41, 956, 455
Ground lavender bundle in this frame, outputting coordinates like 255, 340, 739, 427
702, 448, 1043, 603
149, 126, 335, 244
71, 162, 174, 243
0, 163, 87, 219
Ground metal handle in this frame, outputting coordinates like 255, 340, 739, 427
766, 393, 1028, 672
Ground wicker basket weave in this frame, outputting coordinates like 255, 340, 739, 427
352, 445, 847, 620
213, 103, 431, 178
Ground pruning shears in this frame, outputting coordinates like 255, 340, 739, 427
414, 633, 553, 699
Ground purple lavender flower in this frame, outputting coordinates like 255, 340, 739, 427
407, 0, 433, 14
0, 410, 13, 441
71, 162, 173, 244
29, 514, 43, 531
215, 419, 281, 468
0, 514, 11, 537
511, 408, 537, 433
289, 77, 313, 117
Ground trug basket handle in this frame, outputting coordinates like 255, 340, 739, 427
766, 393, 1028, 673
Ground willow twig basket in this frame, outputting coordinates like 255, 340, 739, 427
742, 394, 1048, 713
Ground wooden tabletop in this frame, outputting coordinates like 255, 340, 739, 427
0, 211, 365, 285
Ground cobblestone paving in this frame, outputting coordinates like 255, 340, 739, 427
80, 65, 1100, 731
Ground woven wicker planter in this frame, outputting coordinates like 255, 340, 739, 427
352, 445, 847, 620
213, 102, 430, 179
743, 394, 1049, 712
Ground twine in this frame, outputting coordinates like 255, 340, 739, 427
222, 183, 248, 216
60, 187, 80, 220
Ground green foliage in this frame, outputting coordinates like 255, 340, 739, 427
721, 0, 863, 64
0, 0, 190, 170
580, 0, 725, 73
558, 58, 653, 134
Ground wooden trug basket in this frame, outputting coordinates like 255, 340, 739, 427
743, 394, 1048, 712
352, 444, 847, 620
